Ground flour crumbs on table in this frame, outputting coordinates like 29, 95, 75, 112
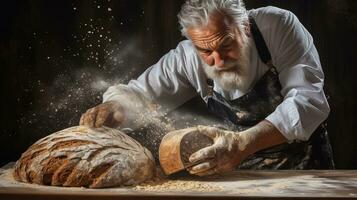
134, 179, 223, 192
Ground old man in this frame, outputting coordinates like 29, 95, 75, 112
80, 0, 334, 175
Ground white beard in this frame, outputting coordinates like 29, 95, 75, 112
203, 35, 253, 93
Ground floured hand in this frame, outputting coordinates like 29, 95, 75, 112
188, 125, 250, 176
80, 100, 125, 128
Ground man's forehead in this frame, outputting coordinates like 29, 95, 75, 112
187, 12, 235, 48
188, 12, 232, 34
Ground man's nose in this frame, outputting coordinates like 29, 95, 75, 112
211, 51, 225, 68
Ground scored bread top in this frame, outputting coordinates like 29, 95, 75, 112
13, 126, 155, 188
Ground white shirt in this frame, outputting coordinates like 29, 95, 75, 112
103, 6, 330, 142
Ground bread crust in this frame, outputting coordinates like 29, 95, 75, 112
13, 126, 155, 188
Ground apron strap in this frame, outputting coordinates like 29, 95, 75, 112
249, 17, 274, 69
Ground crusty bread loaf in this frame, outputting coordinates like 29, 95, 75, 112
13, 126, 155, 188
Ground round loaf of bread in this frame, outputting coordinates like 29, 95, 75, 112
13, 126, 155, 188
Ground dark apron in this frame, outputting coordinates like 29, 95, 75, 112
205, 17, 335, 169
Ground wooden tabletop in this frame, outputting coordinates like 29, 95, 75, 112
1, 163, 356, 200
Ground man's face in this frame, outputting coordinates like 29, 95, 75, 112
187, 12, 252, 92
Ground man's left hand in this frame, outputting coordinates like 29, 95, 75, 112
188, 125, 250, 176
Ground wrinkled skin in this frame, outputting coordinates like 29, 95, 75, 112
188, 120, 287, 176
80, 101, 125, 128
187, 11, 254, 92
188, 125, 250, 176
186, 11, 247, 69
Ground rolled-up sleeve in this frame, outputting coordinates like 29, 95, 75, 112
264, 9, 330, 141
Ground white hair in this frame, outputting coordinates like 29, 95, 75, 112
178, 0, 249, 37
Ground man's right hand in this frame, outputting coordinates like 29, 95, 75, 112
79, 101, 125, 128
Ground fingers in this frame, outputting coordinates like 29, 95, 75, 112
189, 145, 217, 163
79, 101, 125, 128
188, 162, 235, 177
95, 109, 110, 127
189, 163, 236, 177
194, 168, 219, 177
190, 164, 221, 177
188, 160, 216, 174
81, 108, 97, 127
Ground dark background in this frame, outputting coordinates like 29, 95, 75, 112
0, 0, 356, 169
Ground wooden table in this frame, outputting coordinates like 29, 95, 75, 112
1, 163, 356, 200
